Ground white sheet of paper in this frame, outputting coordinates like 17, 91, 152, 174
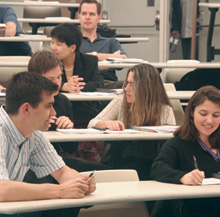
57, 128, 103, 134
201, 178, 220, 185
133, 125, 179, 133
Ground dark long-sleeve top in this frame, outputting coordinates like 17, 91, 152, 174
151, 135, 220, 184
62, 52, 104, 92
49, 93, 73, 131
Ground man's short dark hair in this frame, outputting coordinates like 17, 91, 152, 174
79, 0, 102, 15
6, 71, 58, 114
51, 23, 82, 52
28, 50, 62, 75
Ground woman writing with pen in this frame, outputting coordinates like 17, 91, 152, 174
88, 63, 176, 180
151, 86, 220, 217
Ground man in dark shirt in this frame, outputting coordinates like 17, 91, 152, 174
0, 6, 32, 56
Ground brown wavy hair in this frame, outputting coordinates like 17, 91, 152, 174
174, 86, 220, 148
122, 63, 171, 128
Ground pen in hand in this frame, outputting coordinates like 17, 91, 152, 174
86, 170, 96, 181
193, 155, 199, 170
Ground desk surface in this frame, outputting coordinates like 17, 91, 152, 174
199, 3, 220, 8
0, 1, 79, 8
17, 18, 110, 24
1, 180, 220, 214
62, 91, 195, 101
0, 36, 149, 43
1, 61, 220, 69
43, 130, 173, 142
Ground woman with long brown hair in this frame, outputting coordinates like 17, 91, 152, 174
88, 63, 176, 180
151, 86, 220, 217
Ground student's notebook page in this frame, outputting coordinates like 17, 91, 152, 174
133, 125, 179, 133
201, 178, 220, 185
57, 129, 140, 134
57, 128, 103, 134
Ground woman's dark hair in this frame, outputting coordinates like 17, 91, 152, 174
51, 23, 82, 52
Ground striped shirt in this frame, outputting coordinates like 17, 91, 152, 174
0, 106, 65, 181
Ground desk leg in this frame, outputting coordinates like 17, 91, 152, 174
207, 8, 218, 62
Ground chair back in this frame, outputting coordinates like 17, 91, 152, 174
79, 169, 150, 217
0, 56, 30, 87
164, 83, 184, 125
162, 60, 200, 83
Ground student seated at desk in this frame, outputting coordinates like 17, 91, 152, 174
50, 23, 104, 128
0, 72, 95, 217
151, 86, 220, 217
88, 63, 176, 180
78, 0, 128, 89
0, 6, 32, 56
27, 50, 109, 167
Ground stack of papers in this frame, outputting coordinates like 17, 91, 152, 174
201, 178, 220, 185
133, 125, 179, 133
106, 58, 145, 63
57, 128, 141, 134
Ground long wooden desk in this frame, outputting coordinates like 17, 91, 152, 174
43, 131, 173, 142
62, 91, 195, 101
199, 3, 220, 61
0, 36, 149, 43
17, 18, 110, 25
0, 91, 194, 105
1, 61, 220, 69
1, 181, 220, 214
0, 1, 79, 8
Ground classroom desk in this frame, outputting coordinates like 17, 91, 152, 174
61, 91, 195, 101
1, 180, 220, 214
17, 18, 110, 25
0, 91, 194, 106
0, 36, 149, 43
43, 130, 173, 142
0, 1, 79, 8
199, 3, 220, 61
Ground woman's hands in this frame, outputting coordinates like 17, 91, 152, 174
179, 169, 205, 185
62, 75, 85, 93
95, 120, 125, 131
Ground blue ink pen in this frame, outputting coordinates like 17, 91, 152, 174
86, 170, 96, 181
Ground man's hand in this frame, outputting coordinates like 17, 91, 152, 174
179, 169, 205, 185
171, 30, 179, 38
59, 177, 90, 199
96, 120, 125, 131
62, 76, 85, 93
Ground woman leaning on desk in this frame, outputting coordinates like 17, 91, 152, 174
151, 86, 220, 217
88, 63, 176, 180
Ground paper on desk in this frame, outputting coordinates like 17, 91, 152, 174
78, 92, 116, 96
57, 128, 140, 134
201, 178, 220, 185
133, 125, 179, 133
57, 128, 103, 134
104, 129, 141, 134
106, 58, 145, 63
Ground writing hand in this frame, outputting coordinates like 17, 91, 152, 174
179, 169, 205, 186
